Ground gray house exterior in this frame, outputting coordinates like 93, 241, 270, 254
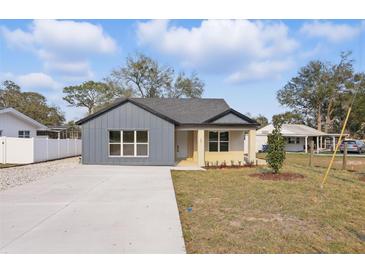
76, 98, 260, 166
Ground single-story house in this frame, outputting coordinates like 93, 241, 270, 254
255, 124, 346, 153
0, 107, 48, 138
76, 97, 260, 166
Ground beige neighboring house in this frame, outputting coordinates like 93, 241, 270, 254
0, 107, 48, 138
252, 124, 345, 153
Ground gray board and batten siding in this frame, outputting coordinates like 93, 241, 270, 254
81, 101, 175, 165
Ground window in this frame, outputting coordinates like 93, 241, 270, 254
208, 131, 229, 152
108, 130, 148, 157
287, 137, 300, 144
0, 130, 2, 137
18, 130, 30, 138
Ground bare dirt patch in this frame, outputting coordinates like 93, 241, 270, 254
249, 172, 305, 181
360, 176, 365, 182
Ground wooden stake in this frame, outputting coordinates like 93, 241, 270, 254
309, 139, 314, 167
321, 105, 352, 188
342, 143, 347, 170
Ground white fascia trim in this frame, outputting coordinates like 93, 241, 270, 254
0, 107, 48, 129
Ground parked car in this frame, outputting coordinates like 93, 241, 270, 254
260, 144, 269, 153
340, 140, 365, 154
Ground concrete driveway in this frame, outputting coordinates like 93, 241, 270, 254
0, 165, 185, 253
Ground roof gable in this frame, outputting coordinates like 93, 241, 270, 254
204, 109, 259, 125
76, 98, 178, 125
0, 107, 47, 129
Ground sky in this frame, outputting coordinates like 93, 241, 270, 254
0, 19, 364, 122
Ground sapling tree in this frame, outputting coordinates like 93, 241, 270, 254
267, 117, 286, 173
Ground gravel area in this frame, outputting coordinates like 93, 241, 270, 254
0, 157, 80, 191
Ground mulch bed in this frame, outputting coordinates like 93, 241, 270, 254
249, 172, 305, 181
205, 165, 255, 170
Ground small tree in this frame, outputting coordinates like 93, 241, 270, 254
267, 118, 286, 173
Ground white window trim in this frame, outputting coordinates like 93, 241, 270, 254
108, 129, 149, 158
287, 137, 300, 144
208, 131, 230, 152
18, 130, 30, 138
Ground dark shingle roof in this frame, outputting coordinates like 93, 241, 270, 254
132, 98, 229, 124
76, 97, 258, 126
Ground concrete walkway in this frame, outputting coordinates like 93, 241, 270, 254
0, 165, 185, 253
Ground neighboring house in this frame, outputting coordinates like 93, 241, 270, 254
76, 98, 259, 166
254, 124, 345, 153
0, 107, 48, 138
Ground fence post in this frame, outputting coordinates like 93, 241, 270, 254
31, 137, 35, 163
309, 140, 314, 167
1, 137, 6, 164
58, 138, 60, 159
342, 143, 347, 170
46, 137, 49, 161
73, 139, 77, 156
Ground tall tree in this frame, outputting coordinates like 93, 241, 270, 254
253, 114, 269, 128
277, 60, 330, 130
63, 81, 125, 114
107, 53, 204, 98
323, 52, 354, 132
272, 111, 304, 124
277, 52, 359, 133
336, 72, 365, 138
0, 80, 23, 108
0, 80, 65, 126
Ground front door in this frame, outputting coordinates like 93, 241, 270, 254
176, 131, 188, 159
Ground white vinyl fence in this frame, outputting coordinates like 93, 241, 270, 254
0, 137, 81, 164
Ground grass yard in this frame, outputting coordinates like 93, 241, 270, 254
257, 152, 365, 173
171, 153, 365, 253
0, 163, 17, 169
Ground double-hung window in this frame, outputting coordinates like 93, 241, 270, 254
287, 137, 300, 144
18, 130, 30, 138
108, 130, 149, 157
208, 131, 229, 152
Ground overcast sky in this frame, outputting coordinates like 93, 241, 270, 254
0, 19, 364, 121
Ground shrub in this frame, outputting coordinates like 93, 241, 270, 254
267, 119, 286, 173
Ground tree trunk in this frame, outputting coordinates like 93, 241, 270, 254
316, 106, 322, 131
324, 97, 335, 133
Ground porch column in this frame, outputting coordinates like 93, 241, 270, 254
316, 136, 319, 154
197, 130, 205, 167
332, 136, 336, 152
248, 129, 256, 164
320, 136, 323, 149
305, 136, 308, 153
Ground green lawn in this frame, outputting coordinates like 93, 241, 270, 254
171, 153, 365, 253
257, 152, 365, 173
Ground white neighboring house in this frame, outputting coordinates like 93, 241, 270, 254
0, 107, 82, 164
251, 124, 345, 153
0, 107, 48, 138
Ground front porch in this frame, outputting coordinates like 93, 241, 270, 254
174, 127, 257, 167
